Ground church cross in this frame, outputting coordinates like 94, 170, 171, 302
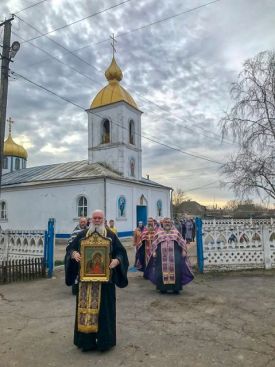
7, 117, 14, 134
110, 33, 117, 57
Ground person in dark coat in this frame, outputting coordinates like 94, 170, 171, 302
65, 210, 129, 352
66, 217, 88, 295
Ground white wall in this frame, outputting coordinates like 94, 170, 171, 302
0, 178, 170, 235
0, 180, 104, 233
106, 179, 170, 232
87, 102, 142, 179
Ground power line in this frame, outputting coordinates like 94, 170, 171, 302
12, 31, 101, 85
13, 0, 49, 15
74, 0, 222, 52
13, 27, 234, 147
21, 0, 134, 42
184, 181, 219, 192
15, 14, 100, 72
11, 70, 224, 166
136, 92, 235, 145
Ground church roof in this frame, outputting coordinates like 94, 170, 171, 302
90, 57, 138, 110
1, 160, 170, 189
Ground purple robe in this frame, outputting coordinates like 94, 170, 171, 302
144, 228, 194, 292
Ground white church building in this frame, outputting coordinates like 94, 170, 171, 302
1, 56, 171, 237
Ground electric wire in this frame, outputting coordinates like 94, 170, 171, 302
13, 0, 232, 145
21, 0, 134, 42
13, 21, 234, 146
74, 0, 222, 52
12, 31, 100, 85
11, 70, 225, 166
13, 0, 49, 15
15, 14, 100, 71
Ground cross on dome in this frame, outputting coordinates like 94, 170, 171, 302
7, 117, 14, 135
110, 33, 117, 58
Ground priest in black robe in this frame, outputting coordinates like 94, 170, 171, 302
65, 209, 129, 352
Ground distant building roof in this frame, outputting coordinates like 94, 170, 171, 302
2, 160, 170, 189
177, 200, 207, 216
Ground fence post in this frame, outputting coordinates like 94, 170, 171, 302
262, 225, 272, 270
47, 218, 55, 278
195, 217, 204, 273
2, 230, 9, 261
44, 230, 48, 272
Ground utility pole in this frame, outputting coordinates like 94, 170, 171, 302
0, 16, 20, 197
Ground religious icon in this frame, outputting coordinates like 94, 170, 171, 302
85, 250, 105, 275
157, 199, 162, 216
80, 232, 111, 282
118, 196, 126, 217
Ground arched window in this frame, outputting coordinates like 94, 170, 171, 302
15, 158, 20, 170
0, 201, 7, 220
129, 120, 135, 145
3, 157, 8, 169
130, 158, 135, 177
77, 196, 87, 217
102, 119, 110, 144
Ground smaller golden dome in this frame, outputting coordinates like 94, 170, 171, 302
90, 56, 138, 110
4, 134, 28, 160
105, 57, 123, 81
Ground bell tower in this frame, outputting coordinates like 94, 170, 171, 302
87, 44, 142, 180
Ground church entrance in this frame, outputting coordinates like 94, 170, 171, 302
136, 206, 147, 226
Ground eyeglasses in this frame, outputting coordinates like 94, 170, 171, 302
93, 217, 103, 220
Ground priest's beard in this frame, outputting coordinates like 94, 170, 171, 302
163, 224, 172, 232
87, 223, 105, 236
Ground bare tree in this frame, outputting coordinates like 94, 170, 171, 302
221, 50, 275, 200
172, 188, 187, 207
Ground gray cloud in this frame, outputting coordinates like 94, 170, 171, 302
1, 0, 275, 206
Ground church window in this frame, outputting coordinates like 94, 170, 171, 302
129, 120, 135, 145
157, 200, 162, 216
102, 119, 110, 144
0, 201, 7, 220
77, 196, 87, 217
15, 158, 20, 170
130, 158, 135, 177
3, 157, 8, 169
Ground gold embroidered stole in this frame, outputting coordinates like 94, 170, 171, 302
77, 282, 102, 333
77, 228, 107, 333
161, 240, 176, 285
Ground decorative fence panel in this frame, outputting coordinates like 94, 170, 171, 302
0, 229, 47, 283
0, 230, 45, 261
201, 218, 275, 272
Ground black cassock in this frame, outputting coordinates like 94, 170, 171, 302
65, 228, 129, 351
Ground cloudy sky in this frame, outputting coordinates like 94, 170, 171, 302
1, 0, 274, 206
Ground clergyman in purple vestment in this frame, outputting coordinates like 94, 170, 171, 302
144, 218, 194, 294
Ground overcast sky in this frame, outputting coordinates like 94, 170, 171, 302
1, 0, 275, 206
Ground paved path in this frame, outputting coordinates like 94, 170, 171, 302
1, 265, 275, 367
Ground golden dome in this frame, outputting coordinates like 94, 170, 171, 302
4, 134, 28, 160
90, 57, 138, 109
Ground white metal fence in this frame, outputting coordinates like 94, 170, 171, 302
0, 230, 45, 261
203, 218, 275, 271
